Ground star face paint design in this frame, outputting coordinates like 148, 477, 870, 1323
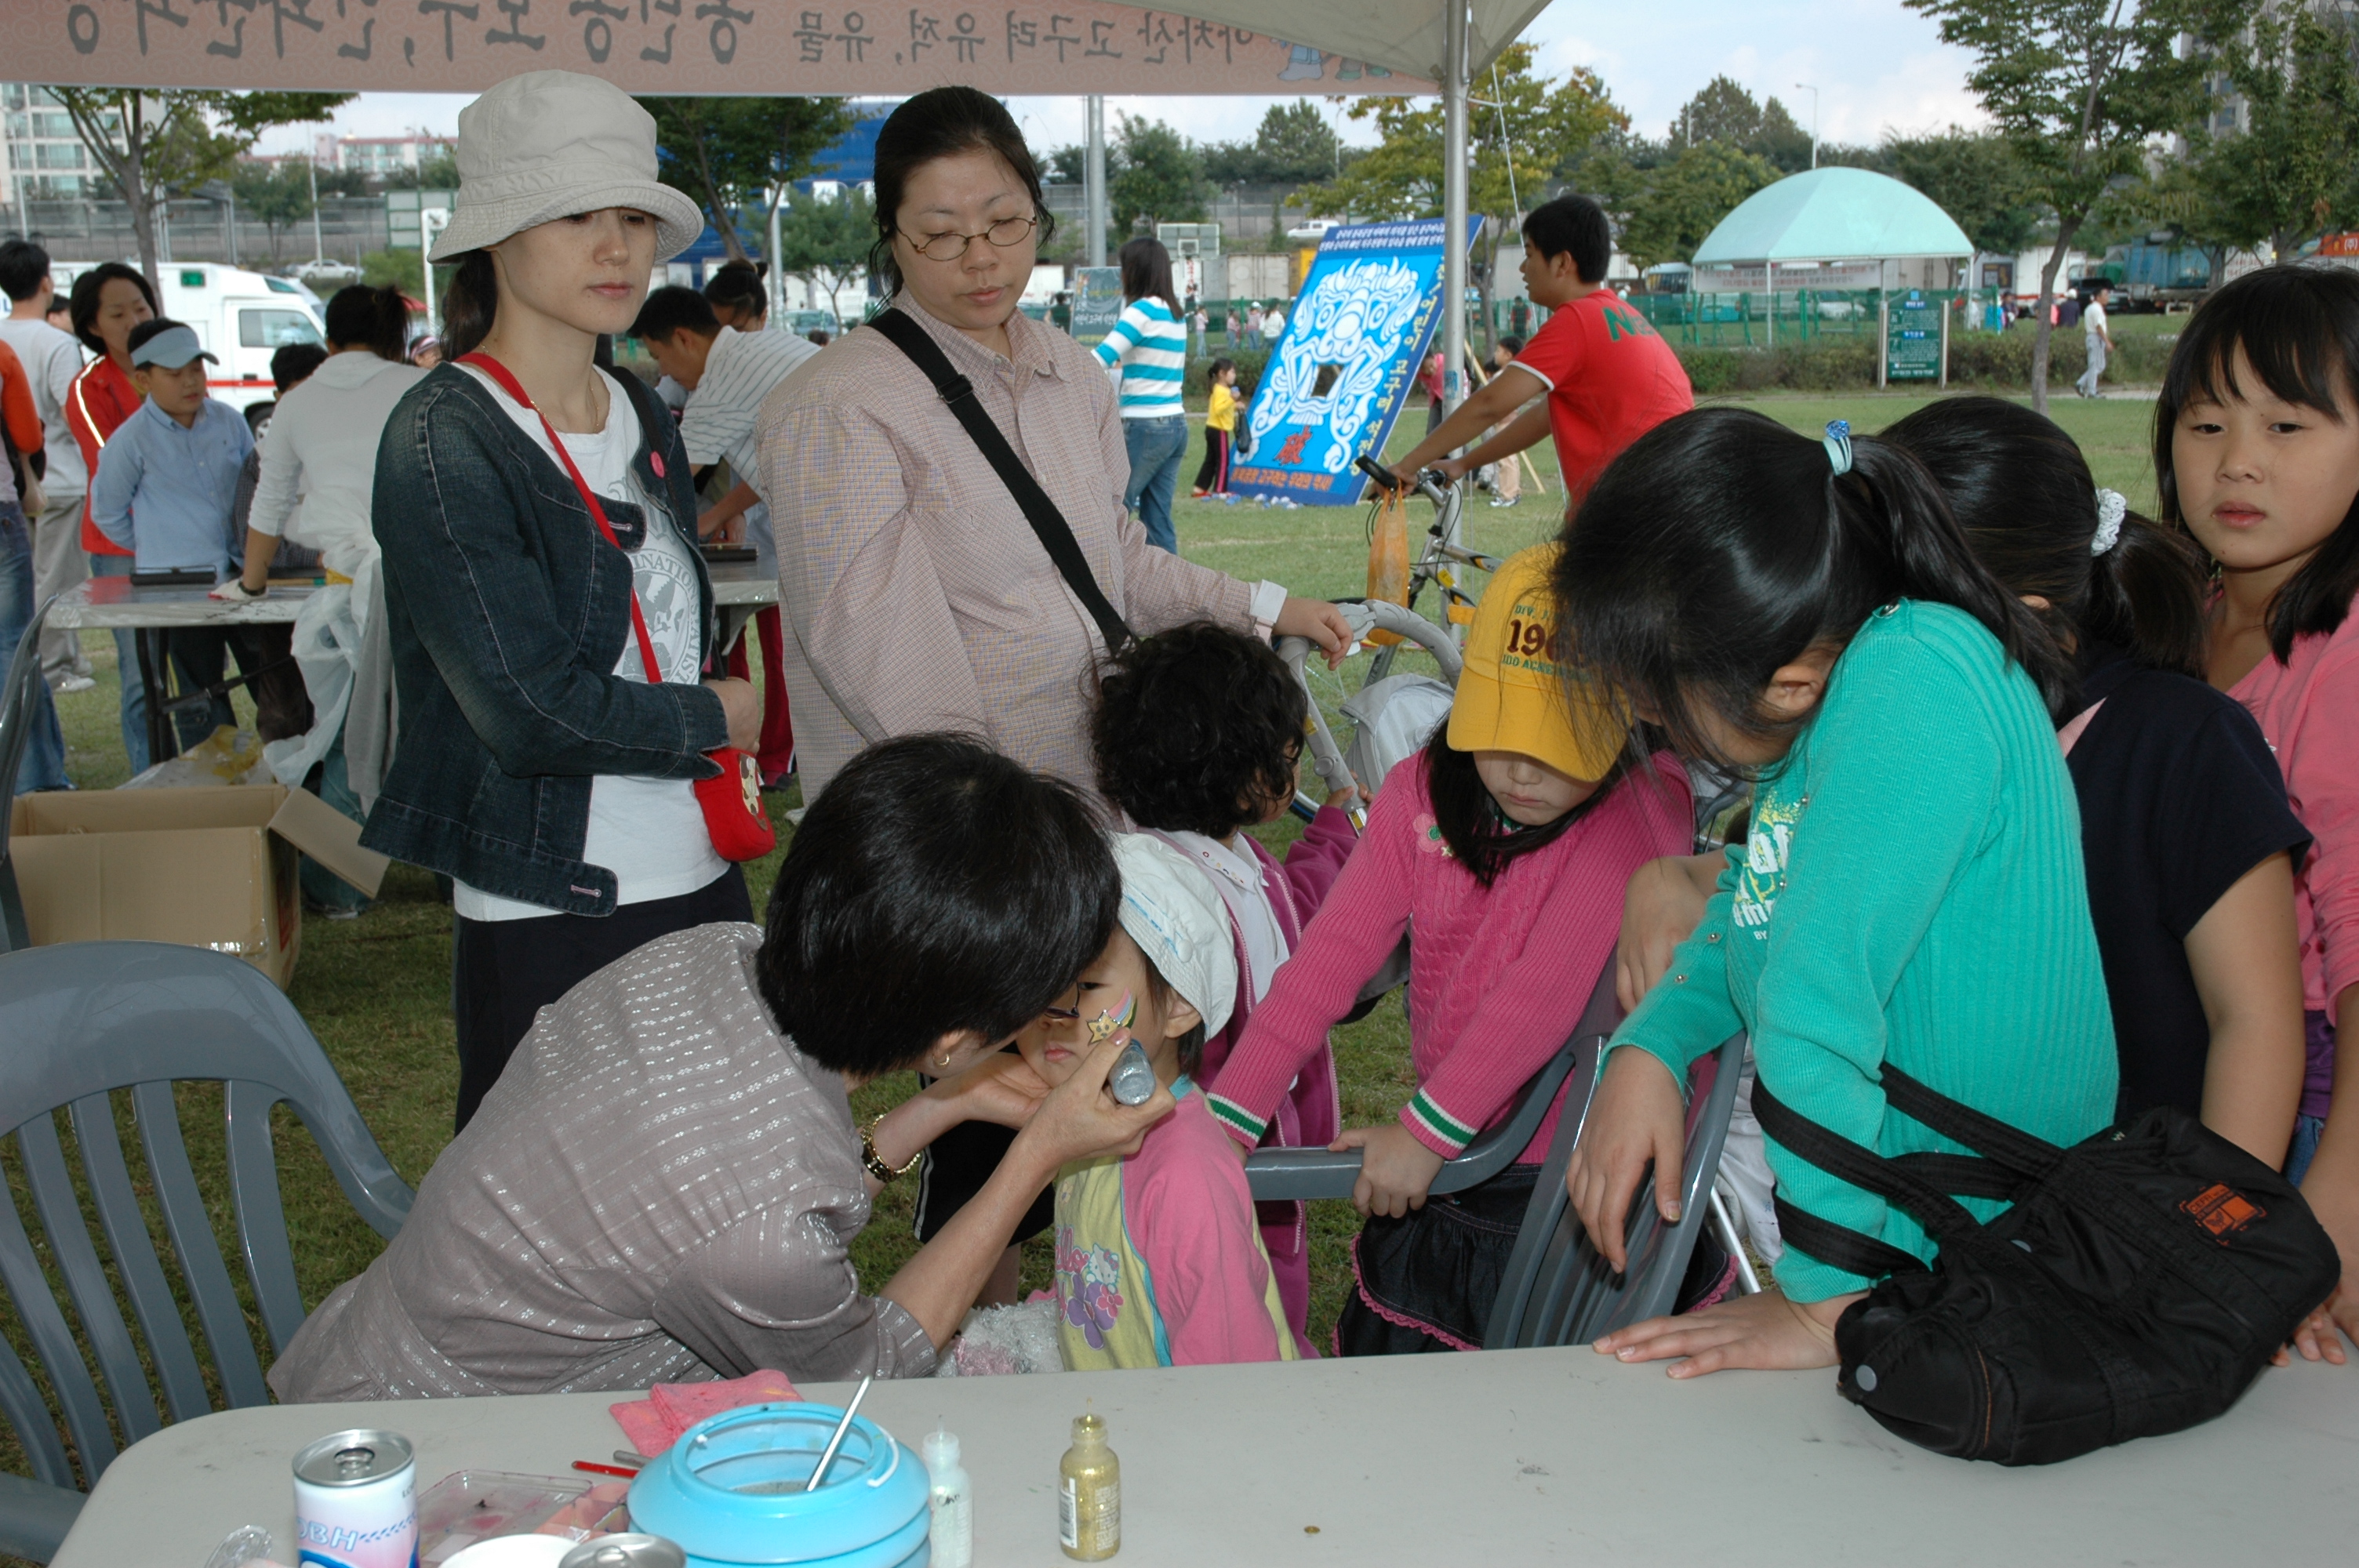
1086, 990, 1136, 1044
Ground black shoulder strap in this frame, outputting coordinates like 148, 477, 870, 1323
1750, 1076, 1995, 1260
867, 308, 1134, 655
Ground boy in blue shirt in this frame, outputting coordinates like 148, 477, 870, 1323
89, 319, 258, 753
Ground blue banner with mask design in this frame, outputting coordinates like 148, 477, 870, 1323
1230, 217, 1482, 507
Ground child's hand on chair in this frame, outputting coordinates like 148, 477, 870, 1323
1331, 1123, 1447, 1218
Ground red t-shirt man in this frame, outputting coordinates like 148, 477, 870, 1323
1390, 194, 1693, 515
1509, 290, 1692, 506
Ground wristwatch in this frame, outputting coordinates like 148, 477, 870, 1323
861, 1114, 923, 1185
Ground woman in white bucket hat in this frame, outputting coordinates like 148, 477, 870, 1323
361, 71, 765, 1132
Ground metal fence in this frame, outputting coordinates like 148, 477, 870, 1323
0, 196, 394, 269
1625, 289, 1974, 350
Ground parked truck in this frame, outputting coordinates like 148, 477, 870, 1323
2077, 238, 2215, 311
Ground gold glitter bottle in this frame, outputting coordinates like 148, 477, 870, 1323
1057, 1412, 1120, 1559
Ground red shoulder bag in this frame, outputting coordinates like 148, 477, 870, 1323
460, 351, 776, 862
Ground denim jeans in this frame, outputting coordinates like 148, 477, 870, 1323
0, 500, 69, 800
1121, 415, 1189, 555
88, 553, 150, 775
299, 733, 373, 916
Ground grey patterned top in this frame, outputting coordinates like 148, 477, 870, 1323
268, 924, 937, 1402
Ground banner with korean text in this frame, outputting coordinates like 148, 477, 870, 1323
0, 1, 1423, 95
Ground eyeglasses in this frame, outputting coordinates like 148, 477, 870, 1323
903, 213, 1038, 262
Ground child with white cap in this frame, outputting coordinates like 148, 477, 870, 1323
1018, 833, 1306, 1369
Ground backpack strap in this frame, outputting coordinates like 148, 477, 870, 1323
1751, 1076, 1997, 1266
1877, 1064, 2066, 1182
867, 307, 1134, 655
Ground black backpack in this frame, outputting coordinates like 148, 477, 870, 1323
1754, 1065, 2340, 1465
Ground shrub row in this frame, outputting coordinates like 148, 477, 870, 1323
1673, 326, 2175, 396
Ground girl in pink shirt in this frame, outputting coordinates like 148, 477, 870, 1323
1022, 834, 1303, 1367
2158, 265, 2359, 1359
1209, 546, 1710, 1353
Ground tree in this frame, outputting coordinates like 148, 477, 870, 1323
1201, 100, 1348, 240
1881, 127, 2043, 256
50, 90, 352, 296
1310, 45, 1627, 348
638, 96, 857, 262
2187, 6, 2359, 261
772, 185, 874, 323
1906, 0, 2228, 408
1616, 142, 1785, 269
380, 145, 460, 192
1108, 113, 1209, 241
1666, 76, 1815, 172
231, 160, 314, 262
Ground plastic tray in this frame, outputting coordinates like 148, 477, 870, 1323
416, 1469, 632, 1563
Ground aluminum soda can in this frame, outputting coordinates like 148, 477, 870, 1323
293, 1428, 418, 1568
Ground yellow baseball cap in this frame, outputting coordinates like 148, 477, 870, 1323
1447, 544, 1628, 781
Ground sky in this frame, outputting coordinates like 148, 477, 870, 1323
254, 0, 1990, 161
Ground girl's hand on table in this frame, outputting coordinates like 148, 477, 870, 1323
1565, 1047, 1688, 1272
1331, 1123, 1447, 1218
2276, 1287, 2354, 1366
1595, 1288, 1860, 1378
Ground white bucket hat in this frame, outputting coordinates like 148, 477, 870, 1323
431, 71, 706, 263
1110, 834, 1238, 1040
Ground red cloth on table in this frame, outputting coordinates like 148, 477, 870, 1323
725, 604, 796, 781
609, 1367, 803, 1456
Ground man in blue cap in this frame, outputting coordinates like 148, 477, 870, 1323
88, 318, 258, 752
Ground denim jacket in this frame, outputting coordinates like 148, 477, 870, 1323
362, 363, 728, 916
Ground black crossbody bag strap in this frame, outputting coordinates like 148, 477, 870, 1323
867, 308, 1135, 655
1751, 1076, 2009, 1278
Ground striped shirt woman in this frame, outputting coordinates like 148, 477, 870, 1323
1094, 296, 1186, 419
1093, 239, 1190, 552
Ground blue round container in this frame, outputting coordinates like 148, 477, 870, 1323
626, 1403, 931, 1568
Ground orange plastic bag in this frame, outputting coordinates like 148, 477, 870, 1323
1365, 485, 1411, 647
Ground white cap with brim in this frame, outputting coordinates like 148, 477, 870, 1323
1110, 834, 1238, 1040
129, 325, 216, 370
431, 70, 707, 264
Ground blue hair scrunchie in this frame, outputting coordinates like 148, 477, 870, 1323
1823, 419, 1854, 477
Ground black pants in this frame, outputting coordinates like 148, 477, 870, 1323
162, 625, 311, 753
1191, 428, 1232, 494
450, 866, 752, 1131
912, 1053, 1056, 1247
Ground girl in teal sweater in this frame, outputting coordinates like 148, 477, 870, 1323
1550, 410, 2118, 1377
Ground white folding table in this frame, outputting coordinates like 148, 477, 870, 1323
48, 1348, 2356, 1566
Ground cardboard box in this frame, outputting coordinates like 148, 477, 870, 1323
7, 786, 391, 989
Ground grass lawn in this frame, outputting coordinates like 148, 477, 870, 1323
5, 384, 2167, 1495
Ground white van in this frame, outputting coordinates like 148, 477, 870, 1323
53, 260, 329, 416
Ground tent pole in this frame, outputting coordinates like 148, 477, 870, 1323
1419, 0, 1467, 571
1085, 96, 1107, 269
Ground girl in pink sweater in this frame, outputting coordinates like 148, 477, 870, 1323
1209, 546, 1706, 1353
2159, 266, 2359, 1359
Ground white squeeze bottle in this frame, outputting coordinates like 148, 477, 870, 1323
921, 1424, 973, 1568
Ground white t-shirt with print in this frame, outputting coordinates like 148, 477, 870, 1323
452, 365, 726, 921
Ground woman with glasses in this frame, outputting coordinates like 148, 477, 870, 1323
761, 85, 1350, 1307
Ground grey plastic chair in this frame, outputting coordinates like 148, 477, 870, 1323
1485, 1030, 1747, 1348
1243, 950, 1620, 1204
0, 941, 415, 1562
0, 593, 54, 953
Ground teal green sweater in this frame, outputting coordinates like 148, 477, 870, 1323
1616, 601, 2117, 1302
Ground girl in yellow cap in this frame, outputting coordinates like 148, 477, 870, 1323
1209, 545, 1713, 1353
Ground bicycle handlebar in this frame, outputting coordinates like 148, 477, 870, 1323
1354, 452, 1452, 509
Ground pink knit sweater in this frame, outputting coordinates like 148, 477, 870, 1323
1209, 751, 1692, 1163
